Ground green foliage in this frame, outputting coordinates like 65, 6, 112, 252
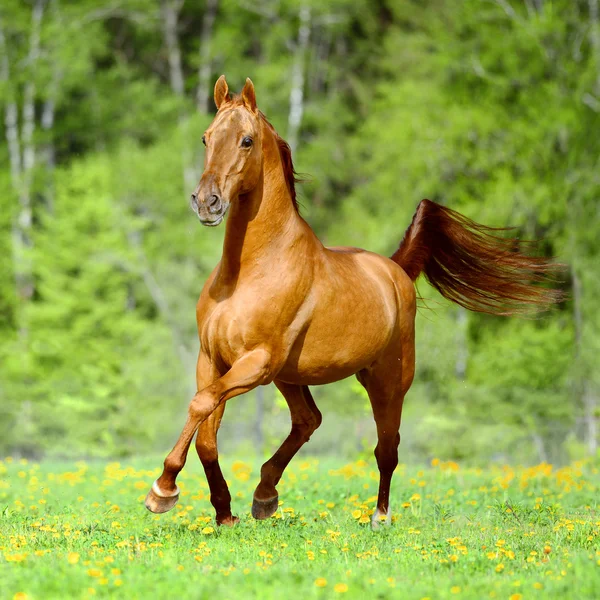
0, 0, 598, 460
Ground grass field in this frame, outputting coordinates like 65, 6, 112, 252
1, 455, 599, 600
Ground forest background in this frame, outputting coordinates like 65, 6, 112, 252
0, 0, 598, 465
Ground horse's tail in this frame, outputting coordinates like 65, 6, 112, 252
391, 199, 564, 315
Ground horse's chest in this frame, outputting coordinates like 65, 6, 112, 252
200, 296, 273, 368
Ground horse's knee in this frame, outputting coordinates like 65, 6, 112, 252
188, 392, 217, 421
164, 455, 184, 474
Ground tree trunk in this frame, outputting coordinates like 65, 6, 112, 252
454, 307, 468, 379
255, 386, 264, 454
160, 0, 185, 97
590, 0, 600, 94
40, 0, 62, 213
287, 5, 311, 155
3, 0, 45, 335
196, 0, 218, 113
160, 0, 196, 191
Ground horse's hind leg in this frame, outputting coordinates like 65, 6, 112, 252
252, 381, 322, 520
359, 342, 414, 529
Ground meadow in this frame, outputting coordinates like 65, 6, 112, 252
1, 456, 599, 600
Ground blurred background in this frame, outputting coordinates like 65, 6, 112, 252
0, 0, 598, 464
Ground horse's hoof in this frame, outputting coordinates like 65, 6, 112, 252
371, 507, 392, 530
251, 495, 279, 520
144, 480, 180, 514
217, 514, 240, 527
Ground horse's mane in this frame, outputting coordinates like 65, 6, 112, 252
230, 95, 302, 213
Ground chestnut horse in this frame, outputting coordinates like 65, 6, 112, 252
145, 76, 560, 528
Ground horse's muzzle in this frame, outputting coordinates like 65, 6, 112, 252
190, 193, 229, 226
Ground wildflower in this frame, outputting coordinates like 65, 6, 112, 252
495, 564, 505, 573
87, 569, 102, 578
450, 586, 461, 594
315, 578, 327, 587
201, 526, 214, 535
68, 552, 80, 564
334, 583, 348, 593
509, 595, 522, 600
351, 510, 362, 519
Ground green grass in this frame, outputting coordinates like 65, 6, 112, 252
1, 455, 599, 599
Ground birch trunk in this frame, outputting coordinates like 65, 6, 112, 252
3, 1, 45, 331
254, 386, 264, 454
454, 307, 468, 379
287, 5, 311, 155
40, 0, 62, 213
160, 0, 185, 96
160, 0, 195, 191
196, 0, 218, 113
590, 0, 600, 94
572, 264, 597, 455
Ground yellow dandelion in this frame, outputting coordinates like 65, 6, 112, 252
315, 578, 327, 587
509, 595, 522, 600
87, 569, 103, 578
543, 545, 552, 555
450, 586, 461, 594
334, 583, 348, 593
533, 583, 543, 590
114, 580, 123, 587
13, 594, 28, 600
495, 563, 505, 573
201, 526, 214, 535
68, 552, 80, 564
351, 509, 362, 519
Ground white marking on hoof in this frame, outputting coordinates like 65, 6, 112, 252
371, 506, 392, 530
152, 480, 180, 498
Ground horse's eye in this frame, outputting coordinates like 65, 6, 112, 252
202, 135, 206, 146
241, 136, 253, 148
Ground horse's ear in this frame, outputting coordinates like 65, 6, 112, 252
241, 78, 257, 112
214, 75, 231, 110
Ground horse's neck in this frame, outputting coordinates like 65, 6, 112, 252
218, 130, 317, 286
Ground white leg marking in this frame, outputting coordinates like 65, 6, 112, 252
371, 506, 392, 530
152, 480, 180, 498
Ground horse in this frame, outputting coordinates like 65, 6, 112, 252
144, 76, 562, 528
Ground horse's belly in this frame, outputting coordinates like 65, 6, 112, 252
277, 312, 393, 385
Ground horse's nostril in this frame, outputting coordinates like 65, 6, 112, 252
208, 194, 220, 208
190, 193, 198, 205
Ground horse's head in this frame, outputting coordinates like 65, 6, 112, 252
191, 75, 263, 226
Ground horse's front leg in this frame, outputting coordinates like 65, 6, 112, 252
145, 348, 272, 515
252, 381, 322, 520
